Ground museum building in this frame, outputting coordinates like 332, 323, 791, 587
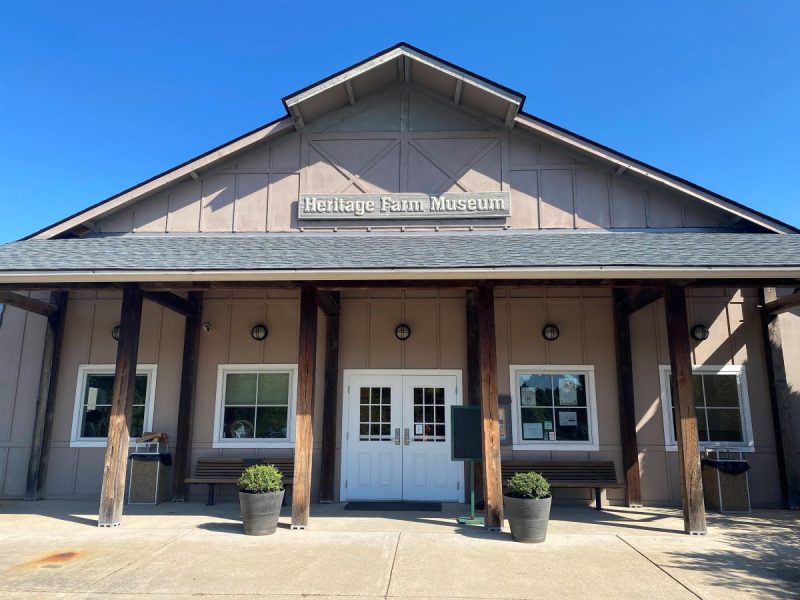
0, 43, 799, 533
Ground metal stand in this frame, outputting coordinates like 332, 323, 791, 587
457, 460, 484, 525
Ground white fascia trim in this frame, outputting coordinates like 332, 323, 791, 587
31, 118, 295, 240
513, 114, 793, 234
285, 46, 522, 108
2, 265, 800, 285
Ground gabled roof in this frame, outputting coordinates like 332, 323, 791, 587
3, 232, 800, 283
24, 43, 797, 240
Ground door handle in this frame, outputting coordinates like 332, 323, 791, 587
394, 428, 401, 445
404, 428, 410, 445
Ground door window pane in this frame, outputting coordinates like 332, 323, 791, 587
412, 386, 446, 442
359, 386, 392, 441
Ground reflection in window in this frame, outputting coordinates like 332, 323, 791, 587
667, 372, 745, 444
222, 372, 291, 440
518, 372, 590, 443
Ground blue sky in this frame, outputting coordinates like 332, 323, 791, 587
1, 1, 798, 241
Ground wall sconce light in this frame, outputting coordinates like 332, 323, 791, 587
251, 324, 268, 341
691, 324, 710, 341
395, 323, 411, 341
202, 323, 212, 334
542, 324, 560, 342
111, 325, 121, 341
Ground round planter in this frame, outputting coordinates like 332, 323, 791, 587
503, 494, 552, 543
239, 489, 285, 536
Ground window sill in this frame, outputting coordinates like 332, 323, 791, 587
511, 442, 599, 452
212, 441, 295, 449
69, 440, 140, 449
664, 444, 755, 453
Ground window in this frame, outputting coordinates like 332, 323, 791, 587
213, 365, 297, 448
510, 365, 599, 450
659, 365, 753, 450
71, 364, 157, 448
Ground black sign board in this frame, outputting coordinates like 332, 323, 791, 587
450, 405, 483, 461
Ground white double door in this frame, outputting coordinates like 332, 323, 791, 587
342, 371, 463, 502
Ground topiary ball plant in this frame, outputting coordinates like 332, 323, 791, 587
238, 464, 284, 494
507, 471, 550, 500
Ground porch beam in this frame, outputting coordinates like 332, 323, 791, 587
142, 291, 194, 317
477, 284, 503, 530
763, 289, 800, 316
612, 289, 643, 507
24, 291, 68, 500
171, 291, 203, 501
317, 290, 340, 318
624, 288, 664, 315
98, 285, 144, 527
759, 288, 800, 508
664, 285, 707, 534
319, 292, 340, 503
291, 285, 318, 528
0, 291, 57, 317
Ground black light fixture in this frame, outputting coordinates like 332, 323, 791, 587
395, 323, 411, 341
111, 325, 121, 341
691, 324, 710, 341
251, 324, 268, 341
542, 324, 560, 342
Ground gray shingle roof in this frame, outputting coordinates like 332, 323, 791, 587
0, 231, 799, 273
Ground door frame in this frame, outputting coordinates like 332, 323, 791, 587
339, 369, 465, 502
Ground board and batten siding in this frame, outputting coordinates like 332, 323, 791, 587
92, 88, 737, 236
0, 286, 786, 506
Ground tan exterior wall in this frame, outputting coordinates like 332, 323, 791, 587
0, 286, 784, 507
93, 88, 738, 236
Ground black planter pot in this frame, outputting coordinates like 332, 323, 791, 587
239, 489, 285, 535
503, 494, 552, 543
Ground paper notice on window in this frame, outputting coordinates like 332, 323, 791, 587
415, 424, 423, 435
548, 431, 556, 441
559, 378, 578, 405
520, 388, 536, 407
544, 421, 553, 431
523, 422, 544, 440
558, 411, 578, 427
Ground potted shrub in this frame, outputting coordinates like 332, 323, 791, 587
238, 464, 284, 536
503, 471, 552, 543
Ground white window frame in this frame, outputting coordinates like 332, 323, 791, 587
212, 364, 298, 449
70, 364, 158, 448
509, 365, 599, 451
658, 364, 754, 452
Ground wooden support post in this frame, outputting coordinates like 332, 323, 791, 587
319, 292, 340, 503
612, 289, 643, 507
171, 291, 203, 501
477, 285, 503, 530
291, 285, 318, 528
465, 289, 484, 502
24, 291, 68, 500
98, 285, 143, 527
760, 288, 800, 508
664, 285, 706, 535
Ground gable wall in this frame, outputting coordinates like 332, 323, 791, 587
93, 87, 741, 235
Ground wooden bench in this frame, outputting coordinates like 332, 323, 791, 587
185, 458, 295, 506
501, 461, 623, 510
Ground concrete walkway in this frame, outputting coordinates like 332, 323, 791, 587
0, 500, 797, 599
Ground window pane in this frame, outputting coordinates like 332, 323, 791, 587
703, 375, 739, 408
554, 374, 586, 407
81, 405, 111, 438
134, 375, 148, 405
554, 408, 589, 441
692, 375, 704, 407
223, 406, 256, 438
706, 408, 743, 442
225, 374, 257, 406
371, 388, 381, 405
519, 374, 552, 407
520, 407, 552, 440
381, 388, 391, 404
695, 407, 709, 442
257, 372, 290, 406
256, 406, 288, 438
84, 375, 114, 407
131, 405, 146, 437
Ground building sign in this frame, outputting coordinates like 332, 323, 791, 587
298, 192, 510, 220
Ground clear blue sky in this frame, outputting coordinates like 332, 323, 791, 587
1, 1, 798, 241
